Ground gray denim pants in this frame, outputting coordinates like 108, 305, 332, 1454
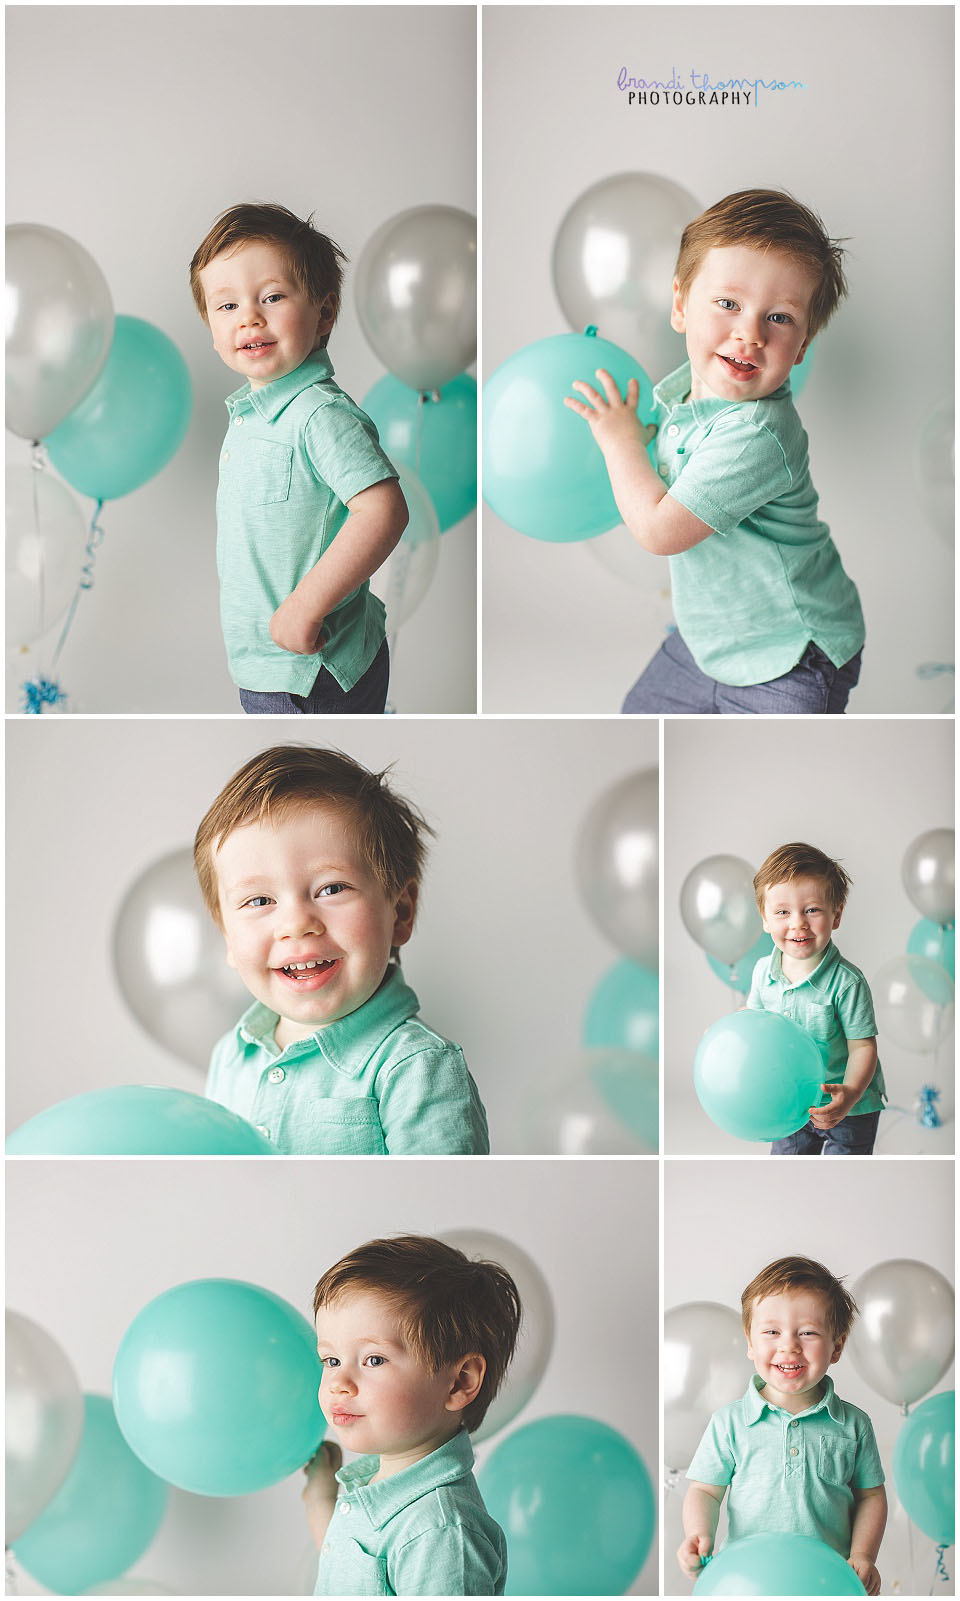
621, 631, 863, 715
239, 640, 390, 715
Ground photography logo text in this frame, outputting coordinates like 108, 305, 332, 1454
617, 67, 806, 109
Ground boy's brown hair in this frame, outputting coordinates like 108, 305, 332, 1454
194, 745, 433, 928
313, 1235, 522, 1433
674, 189, 849, 339
741, 1255, 859, 1342
754, 842, 852, 915
189, 202, 347, 324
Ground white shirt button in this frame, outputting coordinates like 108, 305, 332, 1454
791, 1419, 800, 1427
659, 464, 670, 478
789, 1446, 799, 1456
234, 415, 244, 426
340, 1500, 351, 1515
268, 1066, 285, 1084
255, 1125, 270, 1139
322, 1545, 330, 1556
666, 424, 680, 437
221, 451, 230, 463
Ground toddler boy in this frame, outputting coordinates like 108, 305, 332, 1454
190, 203, 407, 714
565, 189, 865, 714
304, 1234, 521, 1596
194, 745, 489, 1154
678, 1255, 886, 1595
749, 843, 885, 1155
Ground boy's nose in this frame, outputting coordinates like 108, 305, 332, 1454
277, 900, 325, 937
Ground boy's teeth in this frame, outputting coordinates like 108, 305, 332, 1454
282, 959, 333, 973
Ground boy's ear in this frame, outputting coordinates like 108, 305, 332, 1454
444, 1353, 486, 1415
392, 879, 418, 950
669, 276, 687, 334
831, 904, 842, 930
830, 1333, 846, 1365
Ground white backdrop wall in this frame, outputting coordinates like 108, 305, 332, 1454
5, 1158, 659, 1596
663, 718, 955, 1154
481, 6, 954, 714
663, 1161, 955, 1596
6, 716, 658, 1151
5, 7, 477, 714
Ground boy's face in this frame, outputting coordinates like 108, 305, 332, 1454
761, 875, 840, 967
315, 1289, 466, 1460
197, 240, 334, 389
671, 244, 816, 403
213, 803, 416, 1046
746, 1288, 844, 1408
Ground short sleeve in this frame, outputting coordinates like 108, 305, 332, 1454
852, 1415, 885, 1490
205, 1028, 238, 1110
667, 418, 792, 537
303, 399, 398, 507
686, 1412, 736, 1487
746, 957, 770, 1012
390, 1523, 505, 1597
833, 971, 877, 1041
376, 1045, 491, 1155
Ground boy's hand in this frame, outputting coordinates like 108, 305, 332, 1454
301, 1439, 342, 1508
677, 1533, 712, 1579
809, 1083, 856, 1129
269, 591, 326, 656
848, 1556, 880, 1596
563, 369, 657, 458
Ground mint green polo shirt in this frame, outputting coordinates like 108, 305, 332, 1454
653, 362, 865, 687
687, 1375, 884, 1556
747, 941, 886, 1115
216, 348, 398, 694
205, 966, 489, 1155
314, 1431, 507, 1597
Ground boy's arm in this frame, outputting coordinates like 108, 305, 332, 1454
269, 478, 408, 655
563, 369, 714, 557
848, 1484, 886, 1597
808, 1038, 877, 1129
677, 1481, 725, 1578
302, 1440, 342, 1550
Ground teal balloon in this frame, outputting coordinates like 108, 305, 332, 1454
12, 1394, 167, 1595
46, 315, 191, 500
6, 1086, 277, 1156
892, 1390, 955, 1545
907, 918, 955, 982
707, 932, 775, 995
478, 1414, 654, 1595
583, 959, 659, 1058
113, 1278, 324, 1496
693, 1010, 825, 1142
694, 1533, 865, 1595
363, 372, 476, 531
483, 328, 655, 541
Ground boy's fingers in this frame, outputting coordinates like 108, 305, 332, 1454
593, 368, 622, 402
570, 379, 603, 407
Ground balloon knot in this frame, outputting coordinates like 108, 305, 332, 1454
20, 676, 67, 715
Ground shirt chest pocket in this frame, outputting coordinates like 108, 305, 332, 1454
295, 1097, 387, 1156
803, 1001, 839, 1047
818, 1436, 856, 1489
236, 437, 293, 505
341, 1539, 390, 1596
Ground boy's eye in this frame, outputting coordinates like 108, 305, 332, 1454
317, 883, 347, 898
217, 302, 238, 313
716, 298, 736, 310
321, 1355, 339, 1368
243, 895, 272, 908
364, 1354, 386, 1368
263, 293, 284, 304
768, 312, 792, 324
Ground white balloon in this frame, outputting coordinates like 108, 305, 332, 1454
439, 1230, 555, 1445
664, 1302, 750, 1471
6, 1309, 84, 1543
6, 465, 87, 646
576, 768, 658, 966
355, 206, 476, 392
370, 466, 440, 632
873, 957, 954, 1053
680, 855, 761, 964
521, 1049, 657, 1155
901, 828, 955, 926
847, 1260, 955, 1407
6, 223, 114, 440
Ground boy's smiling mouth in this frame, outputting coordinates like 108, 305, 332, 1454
718, 353, 759, 378
237, 339, 277, 353
273, 957, 340, 990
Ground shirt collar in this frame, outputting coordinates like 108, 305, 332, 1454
235, 964, 420, 1076
745, 1372, 844, 1424
335, 1430, 475, 1531
224, 347, 335, 422
653, 359, 791, 424
765, 940, 840, 993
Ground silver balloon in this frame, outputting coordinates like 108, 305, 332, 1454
6, 223, 114, 440
369, 465, 440, 631
112, 847, 250, 1070
552, 173, 701, 382
902, 828, 955, 926
576, 768, 658, 966
873, 956, 955, 1053
680, 855, 761, 965
522, 1048, 658, 1155
6, 1309, 84, 1544
355, 206, 476, 392
664, 1302, 750, 1470
847, 1259, 955, 1407
915, 398, 954, 546
440, 1230, 555, 1445
6, 465, 87, 646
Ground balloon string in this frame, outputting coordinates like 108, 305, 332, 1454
931, 1544, 950, 1589
52, 498, 106, 666
916, 662, 955, 679
415, 391, 424, 476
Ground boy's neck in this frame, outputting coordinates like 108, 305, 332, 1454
368, 1424, 462, 1483
780, 941, 831, 984
760, 1375, 827, 1415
